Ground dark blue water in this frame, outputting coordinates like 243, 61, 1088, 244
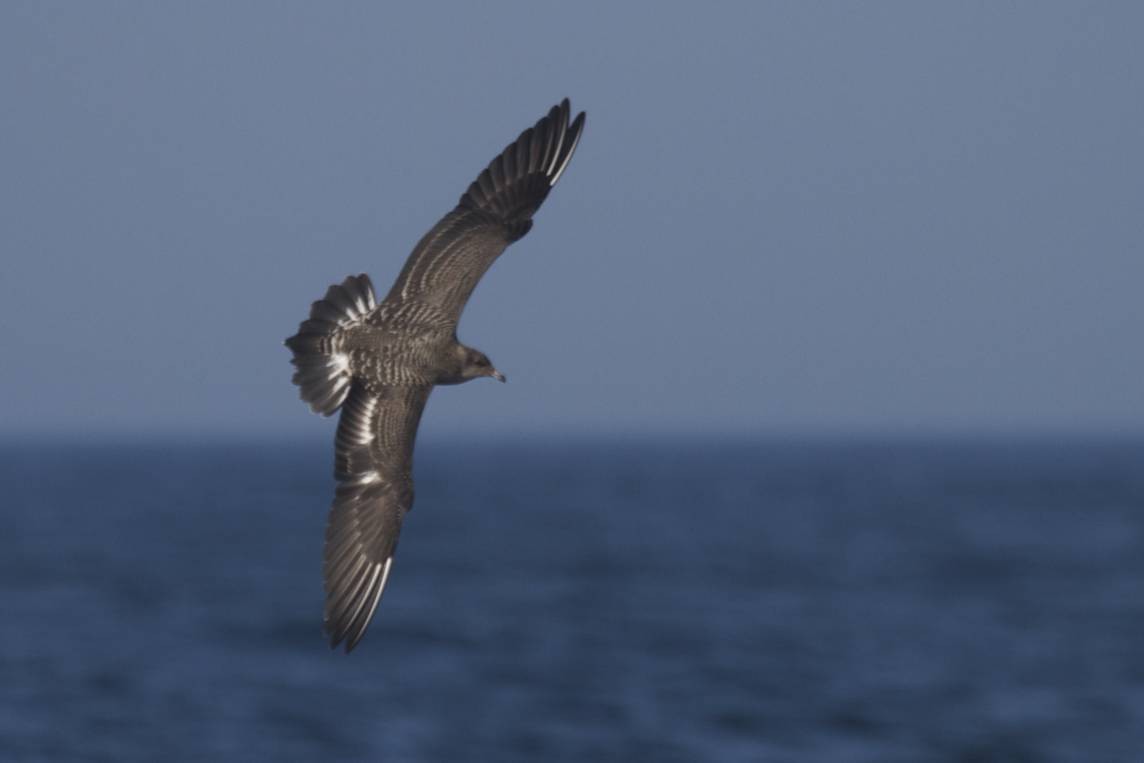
2, 437, 1143, 761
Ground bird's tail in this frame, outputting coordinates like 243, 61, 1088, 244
285, 274, 376, 416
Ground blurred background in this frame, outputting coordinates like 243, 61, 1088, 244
2, 3, 1142, 761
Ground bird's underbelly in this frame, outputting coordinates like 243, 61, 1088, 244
345, 329, 447, 387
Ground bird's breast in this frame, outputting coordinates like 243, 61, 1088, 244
344, 326, 453, 388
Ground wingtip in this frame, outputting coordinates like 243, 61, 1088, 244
322, 555, 395, 654
558, 97, 586, 123
325, 621, 359, 653
549, 108, 585, 187
457, 97, 587, 222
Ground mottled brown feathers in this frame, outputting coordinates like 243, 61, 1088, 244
285, 99, 585, 652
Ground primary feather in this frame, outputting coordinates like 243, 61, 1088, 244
285, 99, 586, 652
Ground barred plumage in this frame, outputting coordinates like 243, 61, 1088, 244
284, 99, 586, 652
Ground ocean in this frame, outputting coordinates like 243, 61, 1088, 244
2, 437, 1142, 761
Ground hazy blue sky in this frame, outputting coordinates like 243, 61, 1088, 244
3, 3, 1142, 439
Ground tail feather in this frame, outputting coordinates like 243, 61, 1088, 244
285, 274, 376, 415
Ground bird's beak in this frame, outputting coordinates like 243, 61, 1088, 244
491, 369, 507, 383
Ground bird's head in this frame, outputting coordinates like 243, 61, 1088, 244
459, 346, 506, 383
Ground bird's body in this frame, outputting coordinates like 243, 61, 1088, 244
285, 99, 585, 652
340, 302, 455, 388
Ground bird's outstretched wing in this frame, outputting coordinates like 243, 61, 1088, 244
323, 382, 432, 652
385, 98, 586, 326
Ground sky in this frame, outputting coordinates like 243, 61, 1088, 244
2, 2, 1142, 439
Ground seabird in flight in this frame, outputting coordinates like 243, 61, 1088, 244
285, 99, 586, 652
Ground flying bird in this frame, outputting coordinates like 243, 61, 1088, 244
285, 99, 586, 652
